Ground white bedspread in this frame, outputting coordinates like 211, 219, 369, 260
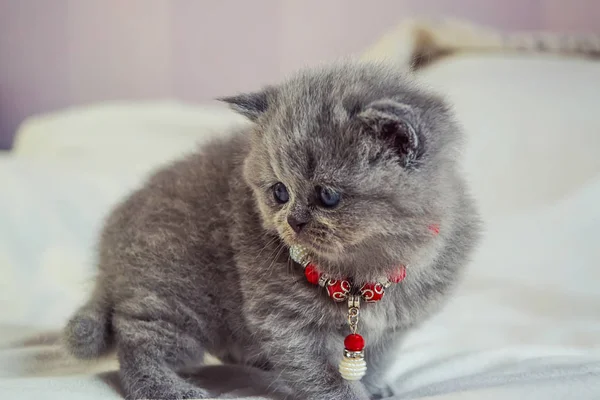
1, 53, 600, 399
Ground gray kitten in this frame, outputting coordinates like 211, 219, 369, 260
64, 61, 480, 400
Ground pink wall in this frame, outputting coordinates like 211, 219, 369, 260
1, 0, 599, 148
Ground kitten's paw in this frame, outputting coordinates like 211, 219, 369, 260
129, 384, 209, 400
178, 388, 210, 399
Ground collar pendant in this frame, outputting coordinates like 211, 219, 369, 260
289, 245, 407, 381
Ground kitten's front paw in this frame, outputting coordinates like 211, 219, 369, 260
129, 384, 209, 400
177, 388, 210, 400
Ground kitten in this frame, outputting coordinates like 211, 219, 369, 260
63, 61, 480, 400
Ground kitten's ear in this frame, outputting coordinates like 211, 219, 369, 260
358, 100, 423, 167
218, 88, 273, 122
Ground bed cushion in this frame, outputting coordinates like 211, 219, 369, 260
418, 53, 600, 219
11, 100, 249, 175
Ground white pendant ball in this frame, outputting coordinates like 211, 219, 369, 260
338, 356, 367, 381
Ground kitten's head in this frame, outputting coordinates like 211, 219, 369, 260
222, 62, 462, 276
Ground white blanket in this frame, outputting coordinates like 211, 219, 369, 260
2, 53, 600, 399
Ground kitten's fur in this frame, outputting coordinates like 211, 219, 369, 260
64, 61, 480, 400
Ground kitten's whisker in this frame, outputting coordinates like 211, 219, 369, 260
253, 235, 280, 263
263, 243, 286, 278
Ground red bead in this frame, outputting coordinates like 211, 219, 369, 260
388, 265, 407, 284
344, 334, 365, 351
326, 279, 350, 302
429, 224, 440, 235
360, 282, 385, 302
304, 263, 321, 285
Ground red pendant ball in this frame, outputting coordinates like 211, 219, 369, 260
326, 279, 351, 302
304, 263, 321, 285
344, 334, 365, 351
360, 282, 385, 302
388, 265, 407, 284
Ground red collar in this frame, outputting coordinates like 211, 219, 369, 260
289, 244, 407, 303
289, 223, 439, 303
287, 223, 440, 382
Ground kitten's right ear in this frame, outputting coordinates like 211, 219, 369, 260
357, 99, 424, 168
218, 88, 273, 122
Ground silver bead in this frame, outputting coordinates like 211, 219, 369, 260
318, 274, 329, 287
289, 245, 310, 267
343, 349, 364, 358
347, 295, 361, 309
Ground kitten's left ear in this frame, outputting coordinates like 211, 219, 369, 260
358, 99, 424, 167
218, 88, 273, 122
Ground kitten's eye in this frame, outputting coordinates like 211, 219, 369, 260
318, 186, 341, 208
272, 182, 289, 204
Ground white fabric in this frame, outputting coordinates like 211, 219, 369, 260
1, 53, 600, 399
11, 100, 249, 176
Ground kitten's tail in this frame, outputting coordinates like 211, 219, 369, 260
63, 290, 113, 359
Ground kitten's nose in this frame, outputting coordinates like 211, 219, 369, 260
287, 215, 308, 233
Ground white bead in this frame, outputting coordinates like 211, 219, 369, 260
338, 356, 367, 381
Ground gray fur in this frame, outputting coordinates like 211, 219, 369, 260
63, 61, 481, 400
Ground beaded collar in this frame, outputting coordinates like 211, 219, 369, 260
288, 223, 440, 381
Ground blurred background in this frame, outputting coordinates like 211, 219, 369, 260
1, 0, 599, 149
